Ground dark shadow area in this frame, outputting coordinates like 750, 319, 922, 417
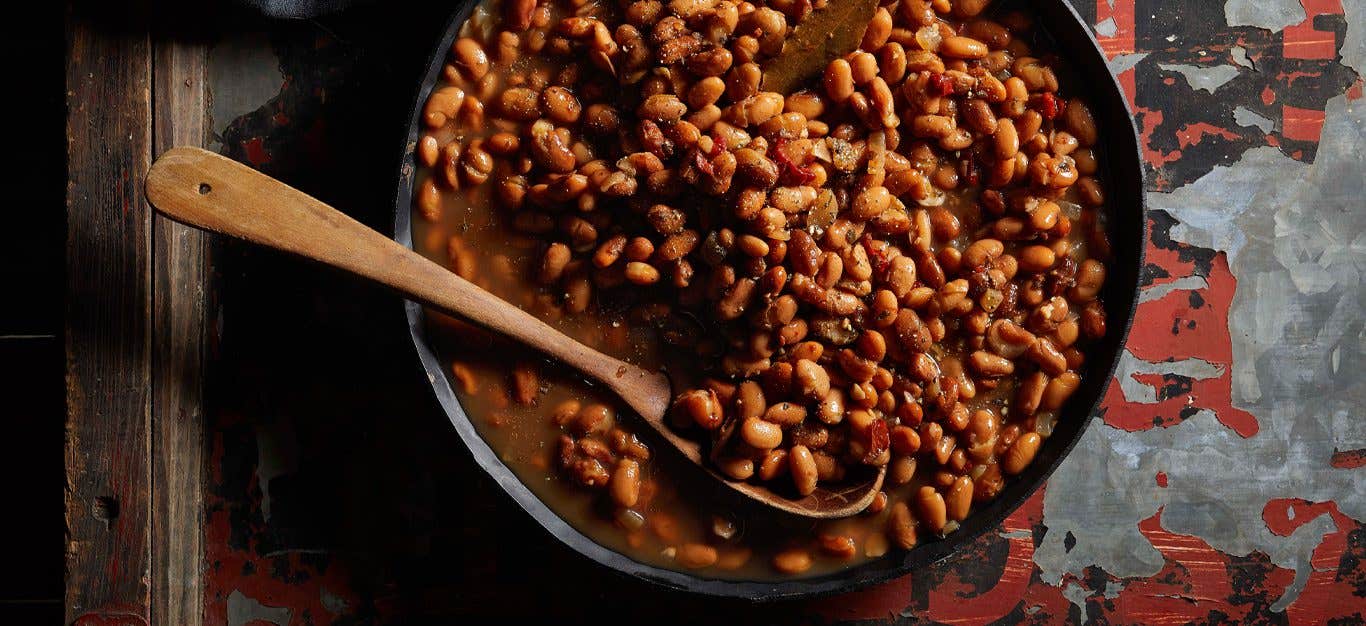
1, 0, 65, 623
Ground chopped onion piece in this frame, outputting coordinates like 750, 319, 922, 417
917, 190, 947, 206
916, 26, 943, 52
1035, 411, 1058, 436
811, 139, 832, 163
1057, 199, 1083, 219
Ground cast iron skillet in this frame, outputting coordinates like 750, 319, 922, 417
393, 0, 1144, 600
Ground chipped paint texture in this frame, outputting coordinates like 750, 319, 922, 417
1158, 63, 1241, 93
1106, 52, 1149, 76
226, 590, 291, 626
1224, 0, 1306, 32
1234, 106, 1275, 132
1040, 89, 1366, 616
1345, 0, 1366, 74
1094, 17, 1118, 38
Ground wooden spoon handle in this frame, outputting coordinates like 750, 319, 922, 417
145, 146, 669, 421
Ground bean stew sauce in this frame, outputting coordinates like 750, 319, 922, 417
412, 0, 1111, 579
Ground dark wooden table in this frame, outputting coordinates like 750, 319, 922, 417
64, 0, 1366, 623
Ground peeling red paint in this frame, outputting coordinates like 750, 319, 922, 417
1095, 0, 1137, 107
1283, 0, 1345, 60
1279, 69, 1326, 86
1114, 509, 1295, 623
1155, 472, 1168, 487
1107, 240, 1259, 437
809, 574, 913, 621
1095, 0, 1135, 58
924, 495, 1042, 625
204, 411, 359, 626
1174, 122, 1240, 150
1263, 498, 1339, 537
71, 610, 150, 626
1137, 108, 1183, 168
242, 137, 272, 167
1282, 105, 1327, 142
1330, 448, 1366, 468
1288, 507, 1362, 624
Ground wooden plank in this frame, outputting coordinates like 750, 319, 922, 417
151, 29, 209, 626
64, 2, 153, 624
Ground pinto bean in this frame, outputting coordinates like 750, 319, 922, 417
789, 445, 819, 496
888, 501, 918, 549
824, 58, 855, 102
610, 459, 642, 507
915, 486, 948, 533
1003, 432, 1042, 474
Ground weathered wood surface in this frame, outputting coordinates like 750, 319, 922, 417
64, 3, 154, 624
151, 23, 209, 626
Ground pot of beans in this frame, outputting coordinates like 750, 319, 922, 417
394, 0, 1144, 599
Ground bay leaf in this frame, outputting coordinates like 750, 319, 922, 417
760, 0, 879, 94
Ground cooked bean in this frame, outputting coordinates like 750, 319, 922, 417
758, 449, 789, 481
1041, 372, 1081, 410
639, 94, 688, 121
625, 261, 661, 285
862, 7, 893, 50
969, 350, 1014, 377
423, 86, 465, 129
993, 118, 1019, 161
1015, 371, 1048, 417
539, 86, 581, 124
765, 401, 807, 426
610, 458, 642, 507
538, 243, 571, 284
1003, 432, 1042, 474
1019, 245, 1056, 272
954, 0, 992, 17
889, 455, 917, 485
772, 549, 813, 574
1071, 259, 1106, 301
850, 51, 878, 85
718, 456, 756, 480
667, 542, 718, 569
794, 359, 832, 401
915, 486, 947, 534
674, 388, 723, 430
575, 403, 614, 434
1064, 99, 1098, 146
789, 445, 819, 496
819, 534, 858, 560
888, 501, 918, 549
946, 475, 974, 521
941, 36, 988, 59
742, 416, 783, 449
453, 38, 490, 81
824, 58, 855, 102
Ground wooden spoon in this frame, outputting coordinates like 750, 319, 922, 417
145, 146, 884, 519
